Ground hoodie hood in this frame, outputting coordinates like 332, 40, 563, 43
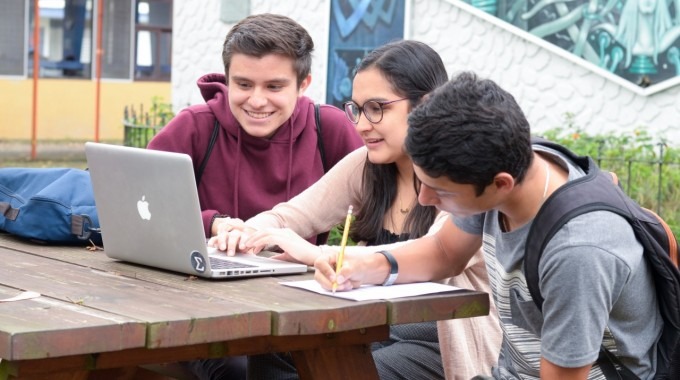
148, 72, 362, 237
198, 73, 311, 146
195, 73, 318, 218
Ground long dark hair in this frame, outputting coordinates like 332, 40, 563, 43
348, 40, 448, 244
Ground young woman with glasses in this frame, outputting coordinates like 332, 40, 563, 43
211, 40, 502, 380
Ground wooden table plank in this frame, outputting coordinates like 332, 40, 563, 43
0, 286, 144, 361
0, 234, 490, 335
0, 235, 490, 380
387, 289, 490, 325
1, 325, 390, 378
0, 246, 272, 353
0, 234, 389, 336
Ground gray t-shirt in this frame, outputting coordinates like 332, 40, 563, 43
455, 146, 662, 379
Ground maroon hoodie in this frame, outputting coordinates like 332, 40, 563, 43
148, 73, 362, 237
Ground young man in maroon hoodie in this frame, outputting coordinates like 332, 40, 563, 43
148, 13, 362, 241
147, 13, 361, 380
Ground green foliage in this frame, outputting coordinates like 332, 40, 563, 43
328, 226, 343, 246
327, 220, 357, 247
149, 96, 175, 126
329, 113, 680, 243
123, 96, 174, 127
540, 113, 680, 236
123, 96, 174, 148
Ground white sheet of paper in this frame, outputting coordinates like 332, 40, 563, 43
279, 280, 463, 301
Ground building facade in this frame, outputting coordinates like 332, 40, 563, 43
2, 0, 679, 142
0, 0, 172, 141
173, 0, 680, 142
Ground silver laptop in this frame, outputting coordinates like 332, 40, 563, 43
84, 142, 308, 279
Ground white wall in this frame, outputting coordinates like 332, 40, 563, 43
172, 0, 680, 141
171, 0, 330, 108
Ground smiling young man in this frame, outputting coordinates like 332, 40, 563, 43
314, 71, 662, 379
148, 13, 362, 239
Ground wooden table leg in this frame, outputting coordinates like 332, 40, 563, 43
292, 344, 379, 380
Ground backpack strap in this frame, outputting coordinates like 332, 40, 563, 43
314, 103, 331, 245
526, 137, 672, 306
196, 119, 220, 185
195, 111, 330, 243
525, 139, 676, 379
197, 107, 326, 184
314, 103, 328, 173
0, 202, 19, 220
524, 154, 603, 310
531, 136, 591, 170
598, 348, 638, 380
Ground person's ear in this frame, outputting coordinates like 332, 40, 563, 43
298, 74, 312, 95
493, 172, 515, 193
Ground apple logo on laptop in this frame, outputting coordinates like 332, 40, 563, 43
137, 195, 152, 220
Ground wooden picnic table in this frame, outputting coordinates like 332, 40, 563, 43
0, 233, 490, 379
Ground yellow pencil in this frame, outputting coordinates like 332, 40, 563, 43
332, 205, 353, 293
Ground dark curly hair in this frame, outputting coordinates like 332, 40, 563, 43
406, 71, 533, 196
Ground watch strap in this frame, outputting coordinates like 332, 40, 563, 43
377, 250, 398, 286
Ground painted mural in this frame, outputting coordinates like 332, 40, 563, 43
466, 0, 680, 87
326, 0, 406, 107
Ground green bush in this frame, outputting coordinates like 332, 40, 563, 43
123, 96, 174, 148
327, 218, 356, 247
327, 227, 344, 246
540, 112, 680, 236
328, 112, 680, 244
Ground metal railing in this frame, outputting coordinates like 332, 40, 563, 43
594, 143, 673, 213
589, 141, 680, 235
122, 102, 172, 148
123, 122, 163, 148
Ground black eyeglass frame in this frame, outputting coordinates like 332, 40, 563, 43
343, 98, 409, 124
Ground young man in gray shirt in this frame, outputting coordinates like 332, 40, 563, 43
314, 71, 662, 379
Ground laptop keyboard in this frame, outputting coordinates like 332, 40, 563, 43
209, 257, 257, 270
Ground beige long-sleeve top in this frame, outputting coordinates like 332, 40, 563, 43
246, 147, 501, 379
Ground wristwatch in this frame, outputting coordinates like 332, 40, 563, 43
377, 250, 398, 286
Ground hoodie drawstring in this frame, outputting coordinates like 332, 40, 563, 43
233, 126, 242, 217
286, 121, 293, 200
232, 114, 297, 217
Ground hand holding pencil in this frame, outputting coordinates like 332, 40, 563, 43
332, 205, 353, 293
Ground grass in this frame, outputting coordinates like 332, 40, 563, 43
2, 159, 88, 169
1, 140, 89, 169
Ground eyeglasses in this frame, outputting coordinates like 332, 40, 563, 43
343, 98, 409, 124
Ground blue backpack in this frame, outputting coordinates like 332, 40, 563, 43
0, 168, 102, 245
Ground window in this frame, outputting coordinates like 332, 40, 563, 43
101, 0, 133, 80
0, 1, 26, 76
28, 0, 93, 79
1, 0, 172, 81
135, 0, 172, 81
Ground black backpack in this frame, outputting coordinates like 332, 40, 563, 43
525, 138, 680, 379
